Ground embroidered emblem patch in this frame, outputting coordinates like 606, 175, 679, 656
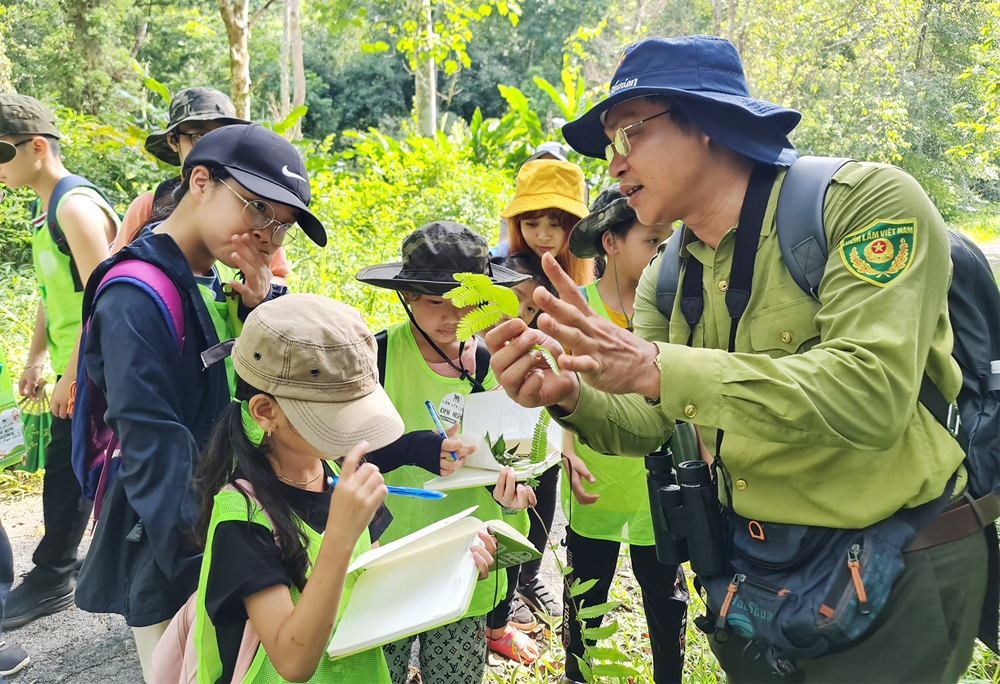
839, 219, 916, 286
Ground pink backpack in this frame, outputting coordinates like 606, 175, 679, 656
150, 482, 274, 684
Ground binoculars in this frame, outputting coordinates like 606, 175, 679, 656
645, 446, 727, 576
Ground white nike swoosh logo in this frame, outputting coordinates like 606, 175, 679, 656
281, 165, 307, 183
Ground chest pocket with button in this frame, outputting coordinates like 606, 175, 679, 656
749, 296, 820, 357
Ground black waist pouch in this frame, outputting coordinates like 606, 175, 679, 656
697, 480, 954, 675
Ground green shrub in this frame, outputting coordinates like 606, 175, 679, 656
286, 126, 515, 331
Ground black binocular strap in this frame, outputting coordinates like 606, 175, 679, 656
679, 162, 778, 490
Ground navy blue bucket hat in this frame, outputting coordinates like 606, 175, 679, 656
562, 35, 802, 166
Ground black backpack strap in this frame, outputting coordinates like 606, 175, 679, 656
472, 338, 491, 393
47, 175, 106, 257
918, 375, 969, 452
774, 156, 853, 298
375, 330, 388, 388
654, 225, 685, 320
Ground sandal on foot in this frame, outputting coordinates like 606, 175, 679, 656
487, 624, 539, 665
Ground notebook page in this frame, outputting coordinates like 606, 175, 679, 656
327, 534, 479, 658
347, 507, 479, 573
461, 393, 564, 468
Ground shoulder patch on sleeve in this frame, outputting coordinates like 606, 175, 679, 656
838, 219, 916, 287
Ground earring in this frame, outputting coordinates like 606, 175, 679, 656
266, 428, 273, 438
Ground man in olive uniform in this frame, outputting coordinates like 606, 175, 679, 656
485, 35, 989, 681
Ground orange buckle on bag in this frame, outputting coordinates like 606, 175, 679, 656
749, 520, 765, 541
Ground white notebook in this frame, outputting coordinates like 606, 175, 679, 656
423, 391, 564, 492
326, 506, 540, 658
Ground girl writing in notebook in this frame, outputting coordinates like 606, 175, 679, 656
185, 294, 498, 683
356, 221, 540, 681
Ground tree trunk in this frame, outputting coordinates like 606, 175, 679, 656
726, 0, 737, 43
290, 0, 306, 139
280, 0, 290, 119
217, 0, 252, 119
415, 0, 437, 137
712, 0, 722, 36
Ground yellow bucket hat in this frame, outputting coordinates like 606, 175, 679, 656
500, 160, 589, 220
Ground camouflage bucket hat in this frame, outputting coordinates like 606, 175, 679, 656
355, 221, 529, 296
569, 184, 638, 259
145, 87, 249, 166
0, 95, 62, 139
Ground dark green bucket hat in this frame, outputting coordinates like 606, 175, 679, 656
145, 87, 249, 166
0, 95, 62, 139
569, 183, 638, 259
356, 221, 529, 296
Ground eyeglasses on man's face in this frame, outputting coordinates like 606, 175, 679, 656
604, 109, 671, 163
219, 179, 297, 246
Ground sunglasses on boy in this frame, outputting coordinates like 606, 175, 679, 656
220, 178, 298, 246
604, 109, 671, 163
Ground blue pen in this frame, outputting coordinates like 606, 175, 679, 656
330, 476, 446, 500
425, 400, 458, 461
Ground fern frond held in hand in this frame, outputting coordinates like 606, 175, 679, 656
532, 344, 560, 375
529, 411, 551, 463
456, 304, 503, 341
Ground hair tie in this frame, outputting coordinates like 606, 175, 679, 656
241, 400, 265, 447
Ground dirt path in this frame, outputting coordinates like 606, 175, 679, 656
1, 487, 570, 684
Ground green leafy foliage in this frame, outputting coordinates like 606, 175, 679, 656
577, 600, 622, 621
570, 577, 599, 597
532, 344, 560, 375
445, 271, 518, 340
529, 410, 550, 463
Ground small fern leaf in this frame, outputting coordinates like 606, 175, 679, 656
466, 273, 498, 299
581, 620, 619, 642
577, 600, 622, 620
582, 646, 630, 663
570, 578, 599, 597
532, 344, 560, 375
445, 287, 487, 308
589, 663, 642, 679
492, 285, 519, 317
529, 410, 550, 463
456, 304, 502, 340
561, 564, 574, 576
574, 656, 593, 683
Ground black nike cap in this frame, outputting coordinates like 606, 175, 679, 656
184, 123, 327, 247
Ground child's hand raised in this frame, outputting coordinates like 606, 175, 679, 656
328, 441, 388, 542
493, 466, 537, 510
439, 422, 476, 477
228, 232, 273, 309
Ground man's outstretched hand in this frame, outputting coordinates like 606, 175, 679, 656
485, 253, 662, 410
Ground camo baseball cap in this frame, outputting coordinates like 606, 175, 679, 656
0, 95, 62, 139
145, 87, 249, 165
569, 184, 638, 259
355, 221, 529, 296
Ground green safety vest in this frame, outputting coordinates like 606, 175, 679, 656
560, 281, 655, 545
381, 321, 527, 617
31, 187, 120, 375
198, 263, 243, 397
195, 476, 391, 683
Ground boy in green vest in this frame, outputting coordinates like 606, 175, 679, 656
356, 222, 541, 681
560, 185, 687, 684
0, 95, 119, 629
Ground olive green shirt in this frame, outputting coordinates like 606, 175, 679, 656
558, 162, 965, 529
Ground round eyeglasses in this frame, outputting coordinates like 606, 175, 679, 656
219, 179, 297, 246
